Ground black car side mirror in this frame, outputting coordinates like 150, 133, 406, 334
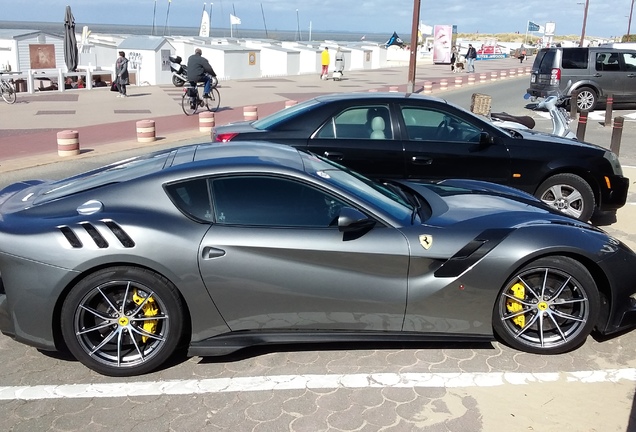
479, 131, 494, 146
338, 207, 376, 233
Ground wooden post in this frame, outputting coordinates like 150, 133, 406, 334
604, 94, 614, 127
576, 110, 588, 141
570, 90, 579, 121
610, 116, 624, 155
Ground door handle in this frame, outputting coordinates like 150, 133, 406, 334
629, 74, 636, 78
324, 151, 344, 161
202, 246, 226, 259
593, 73, 602, 77
411, 156, 433, 165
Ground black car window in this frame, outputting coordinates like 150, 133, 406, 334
400, 106, 482, 142
561, 48, 588, 69
315, 106, 393, 140
211, 176, 346, 227
165, 178, 214, 221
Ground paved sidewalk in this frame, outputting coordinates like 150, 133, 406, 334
0, 58, 529, 172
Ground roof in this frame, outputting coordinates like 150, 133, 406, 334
118, 36, 169, 51
0, 29, 62, 40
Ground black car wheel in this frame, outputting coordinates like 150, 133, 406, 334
575, 87, 597, 112
61, 267, 184, 376
493, 256, 599, 354
534, 173, 595, 221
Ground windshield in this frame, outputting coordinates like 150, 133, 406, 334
299, 152, 413, 222
252, 98, 322, 130
33, 150, 175, 204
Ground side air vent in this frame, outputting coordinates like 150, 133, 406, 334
58, 226, 83, 248
80, 222, 109, 248
103, 220, 135, 248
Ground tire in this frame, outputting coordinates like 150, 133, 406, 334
172, 75, 185, 87
534, 173, 595, 221
575, 86, 597, 112
61, 267, 184, 376
181, 93, 198, 116
1, 82, 16, 104
493, 256, 599, 354
204, 87, 221, 112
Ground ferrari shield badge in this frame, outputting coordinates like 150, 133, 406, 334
419, 234, 433, 250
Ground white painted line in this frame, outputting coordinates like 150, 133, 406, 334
1, 369, 636, 401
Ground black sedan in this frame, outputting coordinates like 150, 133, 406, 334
212, 92, 629, 221
1, 142, 636, 377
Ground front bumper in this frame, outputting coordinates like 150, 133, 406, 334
598, 175, 629, 211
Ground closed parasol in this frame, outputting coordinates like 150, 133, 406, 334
64, 5, 78, 72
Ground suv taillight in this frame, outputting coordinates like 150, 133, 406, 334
550, 68, 561, 86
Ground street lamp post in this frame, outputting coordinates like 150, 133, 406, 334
579, 0, 589, 47
407, 0, 421, 93
628, 0, 635, 39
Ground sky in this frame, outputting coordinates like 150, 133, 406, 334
2, 0, 635, 39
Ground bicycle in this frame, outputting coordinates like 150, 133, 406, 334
0, 73, 17, 104
181, 78, 220, 116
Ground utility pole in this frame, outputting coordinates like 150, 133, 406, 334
579, 0, 589, 47
407, 0, 421, 93
628, 0, 635, 39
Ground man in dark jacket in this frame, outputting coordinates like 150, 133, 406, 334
466, 44, 477, 73
187, 48, 217, 97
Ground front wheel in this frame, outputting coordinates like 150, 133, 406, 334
61, 267, 185, 376
204, 87, 221, 112
534, 173, 595, 221
1, 82, 16, 104
493, 256, 599, 354
575, 86, 597, 112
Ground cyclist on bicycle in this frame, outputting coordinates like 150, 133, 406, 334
187, 48, 217, 98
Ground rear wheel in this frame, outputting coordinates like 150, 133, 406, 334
575, 86, 597, 112
61, 267, 185, 376
1, 81, 16, 104
181, 92, 198, 116
493, 256, 599, 354
534, 173, 595, 221
172, 75, 185, 87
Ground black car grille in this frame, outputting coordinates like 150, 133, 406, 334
57, 220, 136, 249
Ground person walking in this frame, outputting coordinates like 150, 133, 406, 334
466, 44, 477, 73
187, 48, 217, 98
519, 46, 527, 63
115, 51, 129, 97
320, 47, 330, 80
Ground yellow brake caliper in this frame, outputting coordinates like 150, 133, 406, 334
132, 290, 159, 343
505, 282, 526, 328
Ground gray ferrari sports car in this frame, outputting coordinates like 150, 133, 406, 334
0, 142, 635, 377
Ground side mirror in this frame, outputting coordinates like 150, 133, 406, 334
479, 131, 494, 146
338, 207, 376, 233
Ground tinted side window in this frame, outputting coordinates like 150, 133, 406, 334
315, 105, 393, 139
401, 107, 482, 142
561, 48, 588, 69
622, 52, 636, 70
211, 176, 346, 227
596, 51, 621, 71
165, 178, 213, 221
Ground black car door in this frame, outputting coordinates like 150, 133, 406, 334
307, 104, 406, 179
399, 102, 511, 184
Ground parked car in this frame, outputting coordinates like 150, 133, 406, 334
526, 46, 636, 111
212, 92, 629, 221
1, 142, 636, 376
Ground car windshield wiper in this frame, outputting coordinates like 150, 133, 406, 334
382, 181, 421, 224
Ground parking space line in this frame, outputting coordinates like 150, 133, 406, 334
2, 369, 636, 401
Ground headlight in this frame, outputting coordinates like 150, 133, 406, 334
603, 151, 623, 176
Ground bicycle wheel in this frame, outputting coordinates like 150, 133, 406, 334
1, 82, 16, 104
204, 88, 220, 112
181, 93, 198, 116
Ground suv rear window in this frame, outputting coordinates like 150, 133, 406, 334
561, 48, 588, 69
535, 50, 556, 73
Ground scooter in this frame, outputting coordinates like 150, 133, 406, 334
169, 56, 188, 87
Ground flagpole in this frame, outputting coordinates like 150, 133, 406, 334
261, 3, 269, 38
525, 20, 529, 45
163, 0, 171, 36
152, 0, 157, 36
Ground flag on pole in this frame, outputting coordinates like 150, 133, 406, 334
527, 21, 540, 32
199, 4, 210, 37
230, 14, 241, 25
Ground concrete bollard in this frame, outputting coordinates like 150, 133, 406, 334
423, 81, 433, 93
509, 69, 516, 78
610, 116, 624, 155
284, 99, 298, 108
454, 76, 463, 87
57, 130, 80, 157
518, 67, 525, 75
576, 110, 589, 141
198, 112, 215, 133
136, 120, 156, 143
440, 79, 448, 91
490, 71, 498, 81
467, 75, 475, 85
243, 106, 258, 122
479, 73, 487, 83
389, 86, 399, 92
500, 70, 507, 80
525, 66, 531, 74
